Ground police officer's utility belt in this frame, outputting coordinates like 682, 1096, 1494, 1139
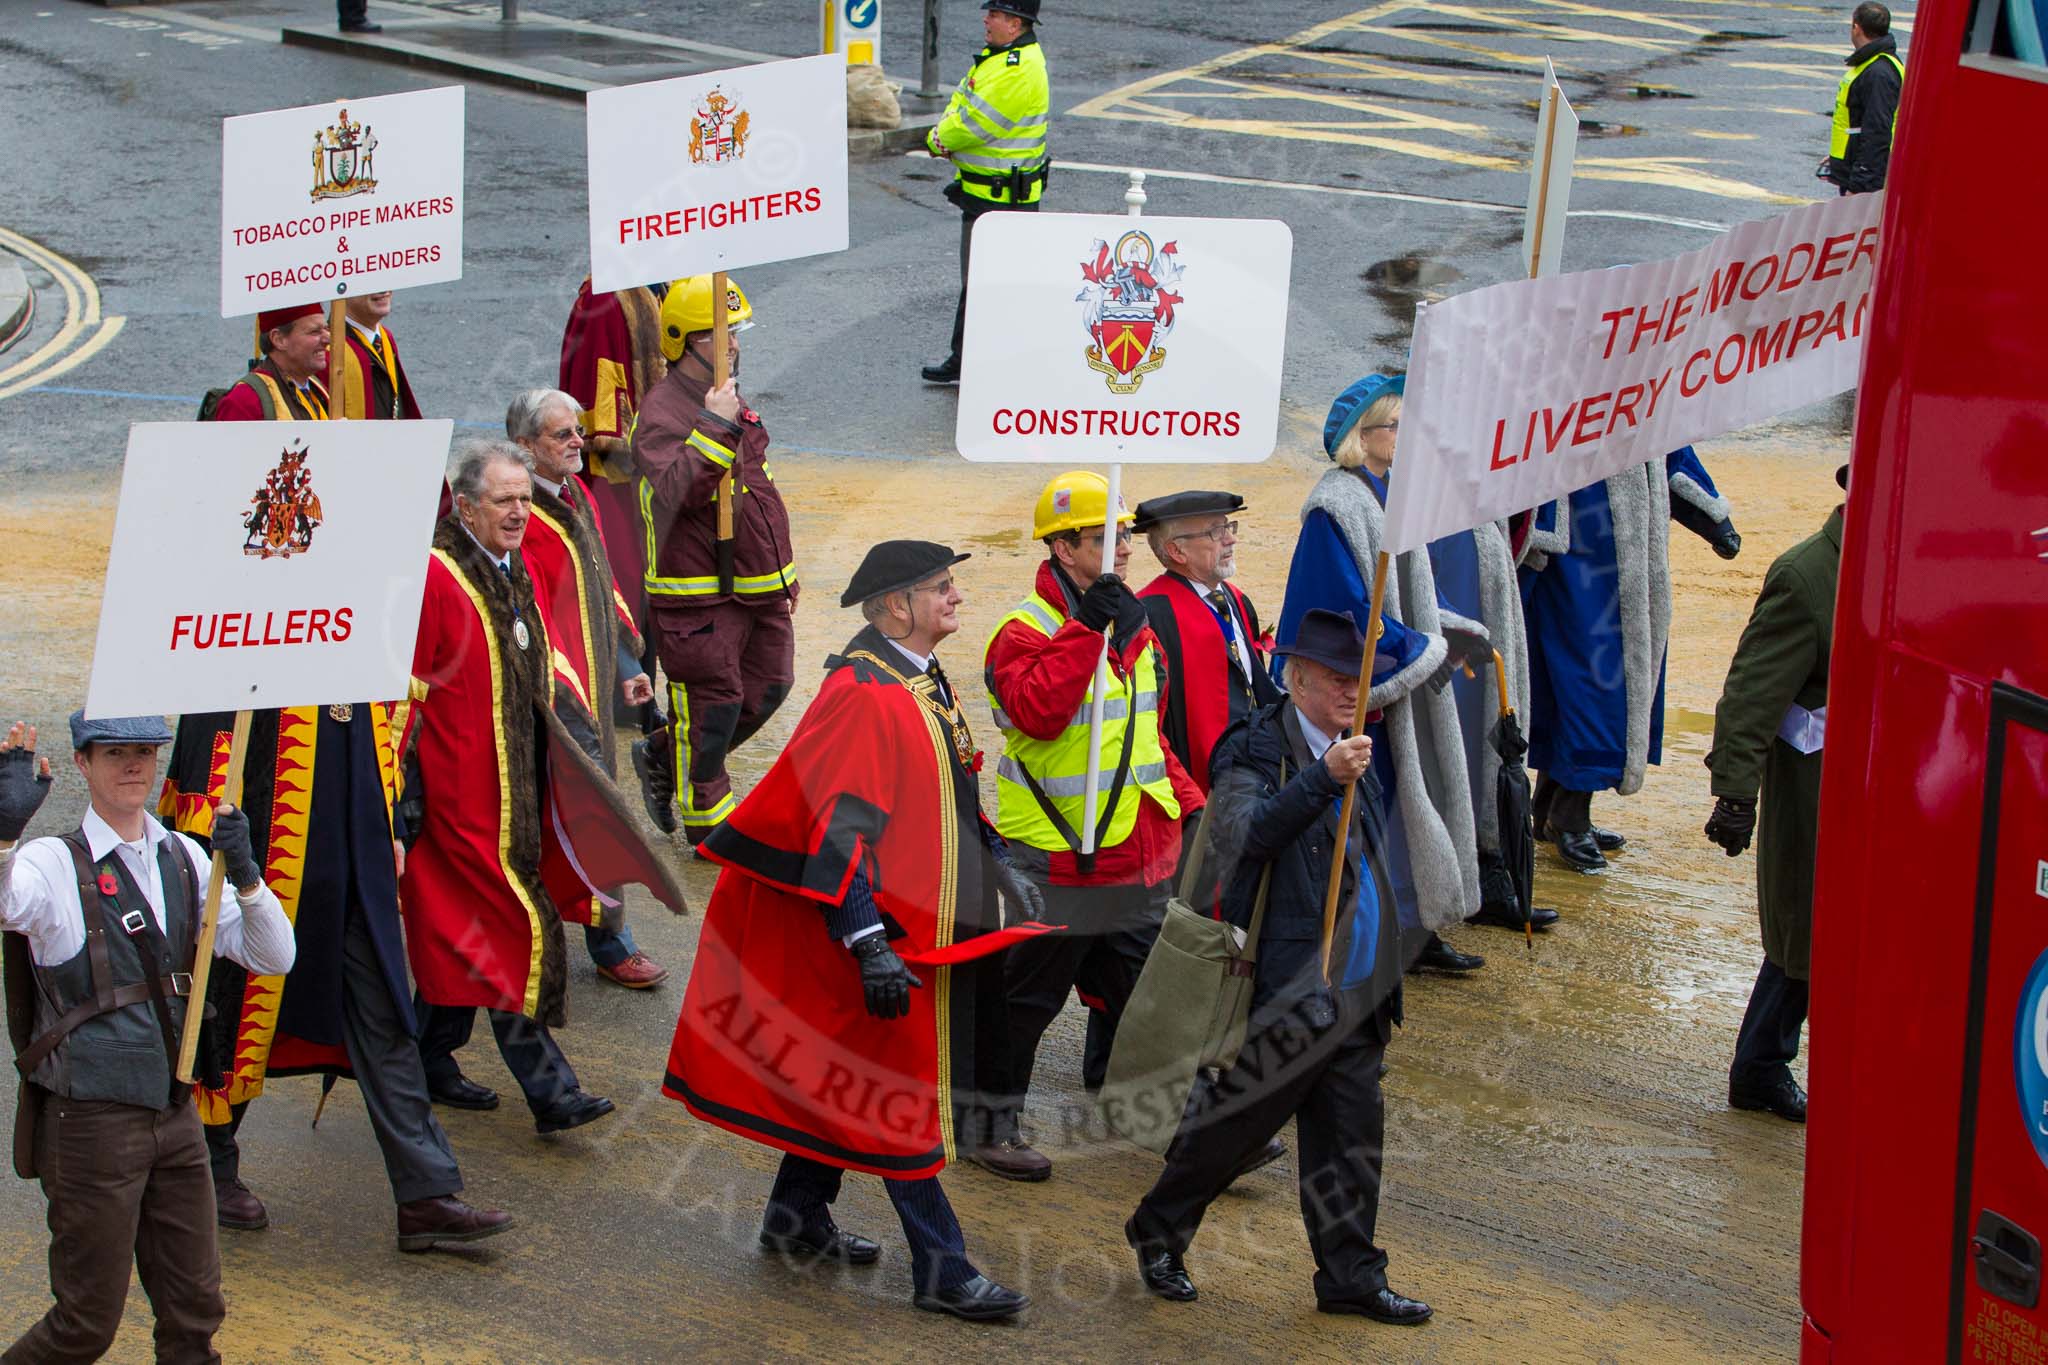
958, 158, 1051, 201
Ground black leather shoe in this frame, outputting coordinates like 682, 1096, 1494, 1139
630, 738, 677, 834
1132, 1243, 1198, 1301
396, 1196, 512, 1252
428, 1074, 500, 1111
760, 1221, 881, 1265
1229, 1135, 1287, 1183
920, 356, 962, 385
339, 19, 383, 32
1591, 824, 1627, 852
1729, 1075, 1807, 1123
913, 1274, 1030, 1320
215, 1178, 269, 1231
1318, 1286, 1434, 1325
534, 1089, 615, 1135
1470, 903, 1560, 932
1414, 934, 1484, 974
1553, 828, 1607, 872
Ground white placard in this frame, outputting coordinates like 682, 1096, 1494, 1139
1382, 191, 1883, 556
220, 86, 465, 318
85, 421, 454, 718
956, 213, 1293, 463
1522, 59, 1578, 281
586, 54, 850, 292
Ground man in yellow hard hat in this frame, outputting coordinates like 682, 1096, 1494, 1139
974, 470, 1200, 1181
629, 275, 798, 848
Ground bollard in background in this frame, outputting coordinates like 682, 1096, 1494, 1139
822, 0, 881, 66
919, 0, 940, 97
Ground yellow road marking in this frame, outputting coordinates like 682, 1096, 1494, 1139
0, 226, 125, 401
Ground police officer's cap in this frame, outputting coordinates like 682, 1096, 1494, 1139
981, 0, 1040, 21
1280, 610, 1370, 679
68, 710, 173, 752
1130, 490, 1245, 534
842, 541, 971, 608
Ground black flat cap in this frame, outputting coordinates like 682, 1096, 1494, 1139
1281, 609, 1370, 678
69, 710, 173, 750
1130, 490, 1245, 534
841, 540, 970, 608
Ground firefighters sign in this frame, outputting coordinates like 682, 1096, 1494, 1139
956, 213, 1293, 463
85, 421, 453, 718
586, 53, 850, 292
220, 85, 465, 318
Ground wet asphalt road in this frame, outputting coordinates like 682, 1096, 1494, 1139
0, 0, 1860, 1357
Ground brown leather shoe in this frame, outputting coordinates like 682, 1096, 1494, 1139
965, 1138, 1052, 1182
396, 1196, 513, 1253
216, 1178, 268, 1231
595, 950, 670, 989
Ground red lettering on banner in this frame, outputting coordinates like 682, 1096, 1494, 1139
1741, 256, 1780, 300
1788, 308, 1827, 352
1779, 241, 1817, 292
1540, 403, 1578, 456
1607, 384, 1644, 434
1572, 392, 1612, 445
1714, 334, 1745, 385
1817, 301, 1850, 345
1704, 261, 1744, 315
1598, 309, 1630, 361
1814, 232, 1854, 280
1681, 349, 1713, 397
1668, 287, 1698, 341
1849, 226, 1879, 272
1852, 290, 1870, 337
170, 616, 194, 650
1748, 318, 1792, 371
1630, 301, 1668, 355
308, 609, 332, 642
1490, 419, 1515, 471
1644, 367, 1674, 419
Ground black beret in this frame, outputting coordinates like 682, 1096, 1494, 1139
841, 541, 970, 608
1129, 490, 1245, 534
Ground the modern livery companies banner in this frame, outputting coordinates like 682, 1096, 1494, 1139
220, 85, 465, 318
586, 53, 850, 292
85, 421, 453, 718
956, 213, 1293, 463
1383, 190, 1884, 555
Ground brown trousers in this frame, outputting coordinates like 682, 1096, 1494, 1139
652, 600, 794, 839
5, 1094, 224, 1364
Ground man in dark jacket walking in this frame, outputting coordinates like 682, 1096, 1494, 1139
1823, 3, 1905, 193
1124, 609, 1432, 1326
1703, 467, 1846, 1123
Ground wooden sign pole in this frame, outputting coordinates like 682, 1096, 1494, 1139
326, 300, 346, 416
711, 270, 736, 593
175, 708, 253, 1084
1317, 553, 1389, 981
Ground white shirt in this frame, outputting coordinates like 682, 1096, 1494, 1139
346, 318, 383, 347
887, 639, 933, 676
533, 473, 563, 500
460, 522, 513, 573
0, 807, 295, 973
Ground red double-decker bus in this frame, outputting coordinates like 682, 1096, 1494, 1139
1802, 0, 2048, 1358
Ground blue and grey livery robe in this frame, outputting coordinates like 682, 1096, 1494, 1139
1518, 447, 1733, 795
1428, 519, 1529, 859
1274, 465, 1481, 936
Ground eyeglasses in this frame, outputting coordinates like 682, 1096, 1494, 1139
1172, 520, 1239, 544
1361, 420, 1400, 433
912, 577, 956, 596
1080, 528, 1135, 547
545, 426, 580, 442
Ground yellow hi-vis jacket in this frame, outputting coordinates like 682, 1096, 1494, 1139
928, 32, 1049, 206
1830, 47, 1905, 160
986, 592, 1179, 854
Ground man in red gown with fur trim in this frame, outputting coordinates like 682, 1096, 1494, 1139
663, 541, 1049, 1321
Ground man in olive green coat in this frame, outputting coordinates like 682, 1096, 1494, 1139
1701, 466, 1846, 1124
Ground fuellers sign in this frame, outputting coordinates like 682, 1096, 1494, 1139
85, 421, 453, 718
956, 212, 1293, 463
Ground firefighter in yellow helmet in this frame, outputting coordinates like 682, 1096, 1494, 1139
627, 274, 798, 846
970, 470, 1202, 1180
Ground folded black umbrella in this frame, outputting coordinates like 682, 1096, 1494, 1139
1488, 653, 1537, 948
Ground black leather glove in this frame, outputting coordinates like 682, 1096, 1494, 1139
993, 861, 1047, 924
1075, 574, 1128, 632
850, 932, 922, 1020
0, 744, 53, 842
210, 805, 264, 891
1441, 623, 1491, 670
1703, 796, 1757, 856
1708, 519, 1742, 561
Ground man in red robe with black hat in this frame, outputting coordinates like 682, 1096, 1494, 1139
336, 290, 423, 420
663, 540, 1048, 1321
209, 303, 332, 422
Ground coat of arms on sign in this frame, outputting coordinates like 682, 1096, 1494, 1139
243, 441, 324, 560
1078, 231, 1184, 394
689, 87, 751, 165
311, 108, 379, 202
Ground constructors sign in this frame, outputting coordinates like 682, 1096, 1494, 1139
85, 421, 453, 718
1383, 190, 1884, 555
220, 85, 465, 318
586, 53, 849, 292
956, 213, 1294, 463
